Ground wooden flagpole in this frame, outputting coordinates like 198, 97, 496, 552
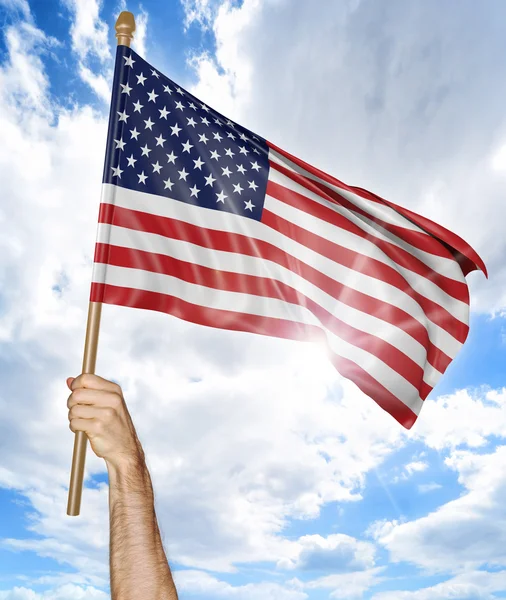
66, 11, 136, 517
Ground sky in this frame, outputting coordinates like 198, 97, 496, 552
0, 0, 506, 598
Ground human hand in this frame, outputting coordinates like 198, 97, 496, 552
67, 374, 144, 470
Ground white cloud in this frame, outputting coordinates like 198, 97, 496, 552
174, 569, 307, 599
0, 585, 109, 600
417, 482, 442, 493
276, 533, 376, 572
372, 569, 506, 600
410, 388, 506, 450
289, 567, 385, 600
372, 445, 506, 573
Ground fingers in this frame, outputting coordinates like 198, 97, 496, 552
69, 403, 115, 421
69, 373, 122, 395
67, 388, 123, 409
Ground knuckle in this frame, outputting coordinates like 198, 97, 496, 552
104, 407, 116, 420
80, 373, 93, 388
112, 383, 123, 396
110, 393, 122, 408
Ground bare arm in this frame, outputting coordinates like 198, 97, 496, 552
67, 374, 178, 600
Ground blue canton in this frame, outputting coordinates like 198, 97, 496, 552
103, 46, 270, 221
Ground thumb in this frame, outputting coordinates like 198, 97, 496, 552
66, 377, 75, 390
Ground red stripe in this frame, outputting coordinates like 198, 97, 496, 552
90, 281, 419, 429
94, 242, 434, 394
267, 174, 468, 303
268, 141, 487, 277
262, 207, 469, 345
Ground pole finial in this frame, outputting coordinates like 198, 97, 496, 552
115, 11, 136, 47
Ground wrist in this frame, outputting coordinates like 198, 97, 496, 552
107, 452, 150, 492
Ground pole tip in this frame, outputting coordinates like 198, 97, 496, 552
115, 11, 136, 47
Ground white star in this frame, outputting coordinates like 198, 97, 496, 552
136, 72, 147, 85
163, 85, 172, 94
201, 117, 210, 126
225, 148, 235, 158
186, 117, 197, 127
201, 103, 210, 112
226, 119, 235, 128
147, 89, 159, 102
120, 83, 132, 95
166, 151, 177, 164
239, 132, 248, 141
189, 184, 200, 198
152, 161, 162, 174
233, 183, 244, 194
141, 144, 151, 157
216, 190, 227, 203
178, 168, 189, 181
214, 118, 221, 126
151, 69, 160, 78
221, 166, 232, 178
239, 146, 249, 155
159, 106, 170, 119
138, 171, 148, 184
163, 177, 174, 190
193, 157, 204, 170
130, 127, 140, 140
111, 165, 123, 178
248, 180, 258, 191
244, 200, 255, 211
250, 161, 261, 171
213, 132, 223, 142
182, 140, 193, 153
114, 138, 126, 150
155, 134, 166, 147
175, 100, 185, 111
144, 117, 155, 130
188, 102, 197, 110
176, 87, 184, 95
126, 155, 137, 167
237, 164, 246, 174
123, 55, 135, 68
253, 147, 260, 154
117, 110, 129, 122
133, 100, 143, 113
210, 150, 221, 160
198, 133, 209, 144
227, 132, 236, 140
204, 173, 216, 186
170, 123, 182, 136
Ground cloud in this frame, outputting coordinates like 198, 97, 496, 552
417, 482, 442, 493
410, 388, 506, 450
371, 569, 506, 600
372, 445, 506, 573
289, 567, 385, 600
0, 585, 109, 600
276, 533, 376, 572
173, 569, 307, 599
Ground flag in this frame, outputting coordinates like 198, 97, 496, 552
91, 45, 487, 429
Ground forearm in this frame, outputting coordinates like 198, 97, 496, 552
107, 456, 178, 600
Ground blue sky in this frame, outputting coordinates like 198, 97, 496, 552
1, 0, 506, 599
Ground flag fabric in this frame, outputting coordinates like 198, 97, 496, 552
92, 45, 487, 429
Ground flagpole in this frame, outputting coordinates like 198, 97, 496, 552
66, 11, 136, 517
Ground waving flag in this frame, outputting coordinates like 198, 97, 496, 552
92, 45, 487, 429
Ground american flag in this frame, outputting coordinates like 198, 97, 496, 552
92, 45, 487, 429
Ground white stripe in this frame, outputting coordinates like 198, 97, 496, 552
96, 222, 439, 384
99, 184, 463, 358
268, 158, 465, 282
265, 177, 469, 322
92, 262, 423, 415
